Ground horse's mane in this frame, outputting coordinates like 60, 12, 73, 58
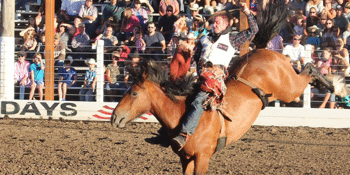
252, 0, 288, 49
129, 60, 197, 102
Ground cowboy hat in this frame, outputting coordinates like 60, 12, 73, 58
86, 58, 97, 65
189, 4, 203, 11
187, 32, 196, 40
308, 25, 319, 32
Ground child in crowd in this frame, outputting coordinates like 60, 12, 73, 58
29, 53, 45, 100
294, 16, 305, 37
79, 59, 97, 101
58, 59, 77, 101
135, 32, 146, 53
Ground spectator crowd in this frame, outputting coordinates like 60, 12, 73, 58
12, 0, 350, 108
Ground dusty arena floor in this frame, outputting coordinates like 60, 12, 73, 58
0, 118, 350, 174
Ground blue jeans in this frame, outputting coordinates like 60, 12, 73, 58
19, 84, 25, 100
180, 91, 208, 135
79, 88, 94, 101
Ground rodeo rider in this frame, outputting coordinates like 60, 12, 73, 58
171, 2, 259, 151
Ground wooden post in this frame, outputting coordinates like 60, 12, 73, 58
239, 0, 250, 56
44, 0, 55, 100
0, 0, 15, 100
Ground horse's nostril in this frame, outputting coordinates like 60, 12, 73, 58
111, 113, 117, 126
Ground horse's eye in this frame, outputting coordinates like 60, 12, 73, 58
131, 91, 138, 96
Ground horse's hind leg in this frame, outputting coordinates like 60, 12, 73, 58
301, 63, 334, 92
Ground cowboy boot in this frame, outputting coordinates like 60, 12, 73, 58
171, 133, 189, 151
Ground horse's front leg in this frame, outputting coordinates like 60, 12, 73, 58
194, 153, 211, 175
180, 156, 195, 175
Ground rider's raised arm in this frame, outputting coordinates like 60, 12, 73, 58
229, 13, 259, 49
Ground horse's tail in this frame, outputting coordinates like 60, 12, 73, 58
330, 75, 350, 97
252, 0, 288, 49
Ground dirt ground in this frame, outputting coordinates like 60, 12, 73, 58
1, 118, 350, 175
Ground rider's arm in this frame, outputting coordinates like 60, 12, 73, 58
229, 13, 259, 49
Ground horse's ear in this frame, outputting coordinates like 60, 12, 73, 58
142, 71, 149, 81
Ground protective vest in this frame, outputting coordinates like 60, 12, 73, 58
199, 33, 236, 68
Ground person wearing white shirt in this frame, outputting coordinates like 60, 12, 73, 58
282, 35, 306, 64
60, 0, 85, 22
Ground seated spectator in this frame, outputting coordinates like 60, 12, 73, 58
57, 23, 71, 52
332, 26, 342, 44
105, 51, 122, 102
316, 13, 327, 33
101, 0, 126, 32
333, 5, 349, 32
186, 4, 203, 30
323, 0, 336, 20
20, 26, 37, 58
306, 7, 319, 29
267, 34, 284, 53
119, 7, 141, 42
158, 5, 178, 43
132, 0, 154, 28
249, 0, 257, 16
14, 51, 31, 100
59, 0, 85, 22
159, 0, 180, 16
36, 33, 46, 58
29, 53, 45, 100
304, 44, 316, 64
282, 34, 305, 64
143, 22, 166, 61
294, 16, 305, 38
217, 0, 236, 11
54, 34, 67, 76
288, 0, 306, 12
78, 0, 98, 38
174, 16, 188, 40
306, 25, 322, 46
321, 19, 335, 47
95, 26, 119, 62
344, 2, 350, 21
317, 47, 335, 108
116, 41, 131, 65
189, 14, 208, 39
343, 23, 350, 49
71, 23, 90, 52
305, 0, 324, 16
58, 59, 77, 101
80, 59, 97, 101
96, 17, 117, 36
332, 38, 350, 73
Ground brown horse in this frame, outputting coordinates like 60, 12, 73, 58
111, 1, 349, 174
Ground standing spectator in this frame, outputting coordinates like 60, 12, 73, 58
78, 0, 98, 38
101, 0, 126, 31
54, 33, 67, 75
58, 59, 77, 101
132, 0, 154, 28
20, 26, 37, 58
186, 4, 203, 30
333, 5, 349, 32
59, 0, 85, 22
305, 0, 324, 16
28, 53, 45, 101
105, 51, 121, 102
119, 7, 140, 42
323, 0, 336, 20
143, 22, 166, 61
267, 34, 284, 53
159, 0, 180, 16
158, 5, 178, 43
80, 59, 97, 101
344, 2, 350, 21
14, 51, 31, 100
71, 23, 91, 52
282, 34, 306, 64
306, 25, 322, 46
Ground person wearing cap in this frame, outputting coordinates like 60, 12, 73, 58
58, 59, 77, 101
190, 14, 208, 38
333, 5, 349, 32
71, 23, 91, 52
78, 0, 98, 38
80, 59, 97, 101
171, 2, 258, 151
14, 51, 31, 100
344, 2, 350, 21
159, 0, 179, 16
28, 53, 45, 101
59, 0, 85, 22
186, 3, 204, 30
132, 0, 154, 27
158, 5, 178, 43
306, 25, 322, 46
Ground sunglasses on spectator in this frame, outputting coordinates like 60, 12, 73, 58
327, 22, 332, 24
293, 38, 301, 40
18, 54, 24, 57
310, 11, 316, 14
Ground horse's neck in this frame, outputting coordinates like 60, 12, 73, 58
147, 81, 186, 130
